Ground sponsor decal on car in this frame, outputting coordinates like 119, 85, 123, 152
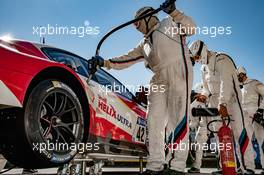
51, 154, 72, 163
133, 117, 147, 144
98, 96, 132, 129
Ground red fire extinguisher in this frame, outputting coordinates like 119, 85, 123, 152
218, 119, 237, 175
192, 108, 237, 175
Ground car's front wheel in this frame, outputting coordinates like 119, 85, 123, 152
2, 79, 84, 168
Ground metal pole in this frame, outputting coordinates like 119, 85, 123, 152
139, 156, 143, 174
81, 154, 87, 175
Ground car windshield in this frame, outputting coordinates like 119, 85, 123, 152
41, 47, 136, 101
42, 47, 88, 77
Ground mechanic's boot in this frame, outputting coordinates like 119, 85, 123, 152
212, 168, 241, 175
244, 169, 255, 175
187, 167, 200, 173
163, 168, 185, 175
22, 169, 38, 174
237, 168, 243, 175
212, 169, 222, 175
141, 169, 164, 175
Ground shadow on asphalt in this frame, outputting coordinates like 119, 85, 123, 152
103, 173, 210, 175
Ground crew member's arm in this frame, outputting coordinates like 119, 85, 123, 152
216, 56, 236, 118
104, 42, 145, 70
161, 0, 196, 36
217, 56, 234, 106
256, 81, 264, 109
196, 67, 209, 103
169, 9, 196, 36
201, 66, 210, 98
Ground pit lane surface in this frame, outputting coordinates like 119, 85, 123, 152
0, 168, 216, 174
2, 168, 263, 174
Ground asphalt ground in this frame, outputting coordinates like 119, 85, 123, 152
1, 168, 213, 174
2, 168, 264, 175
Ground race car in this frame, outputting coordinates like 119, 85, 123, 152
0, 38, 147, 168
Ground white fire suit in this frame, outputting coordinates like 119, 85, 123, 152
241, 78, 264, 167
200, 52, 255, 171
189, 82, 219, 169
189, 100, 208, 169
0, 155, 6, 172
104, 9, 196, 172
189, 83, 209, 169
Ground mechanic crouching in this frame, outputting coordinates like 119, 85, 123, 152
88, 0, 196, 174
188, 83, 214, 174
189, 40, 255, 175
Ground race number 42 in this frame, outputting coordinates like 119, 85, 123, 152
133, 118, 146, 144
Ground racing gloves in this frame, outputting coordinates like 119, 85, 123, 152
88, 55, 104, 74
253, 108, 264, 128
161, 0, 176, 14
195, 94, 207, 103
219, 103, 229, 119
256, 108, 264, 116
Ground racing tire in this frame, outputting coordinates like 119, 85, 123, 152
1, 79, 84, 168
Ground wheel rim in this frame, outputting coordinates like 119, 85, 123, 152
39, 91, 81, 153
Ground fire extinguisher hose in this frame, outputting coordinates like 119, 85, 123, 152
207, 117, 233, 133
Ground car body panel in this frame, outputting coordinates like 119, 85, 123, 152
0, 80, 22, 108
0, 42, 86, 105
0, 39, 48, 58
0, 39, 147, 158
86, 80, 146, 144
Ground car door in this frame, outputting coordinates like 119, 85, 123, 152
92, 70, 147, 146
